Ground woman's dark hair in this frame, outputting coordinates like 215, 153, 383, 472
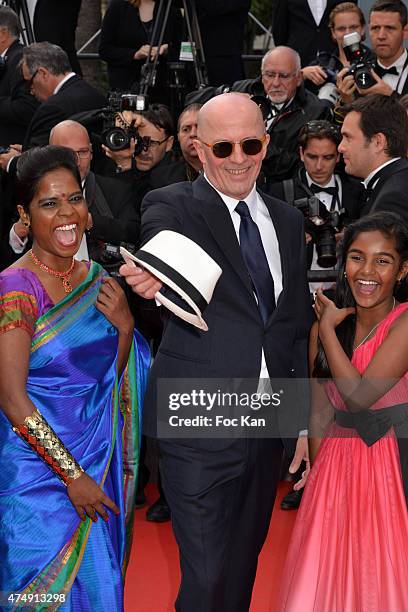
16, 145, 82, 213
314, 212, 408, 378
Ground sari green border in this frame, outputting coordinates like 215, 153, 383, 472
120, 343, 140, 575
32, 262, 102, 353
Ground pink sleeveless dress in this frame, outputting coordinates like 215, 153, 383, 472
278, 303, 408, 612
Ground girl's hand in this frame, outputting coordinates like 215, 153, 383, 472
67, 472, 120, 522
314, 288, 355, 329
96, 277, 134, 334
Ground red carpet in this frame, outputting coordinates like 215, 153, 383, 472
124, 482, 297, 611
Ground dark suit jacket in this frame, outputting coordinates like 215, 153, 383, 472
360, 158, 408, 226
140, 175, 313, 451
0, 40, 39, 145
273, 0, 358, 67
85, 172, 140, 246
23, 75, 106, 149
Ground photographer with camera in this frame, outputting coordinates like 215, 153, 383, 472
302, 3, 374, 107
267, 119, 362, 292
336, 0, 408, 107
102, 102, 175, 205
8, 119, 140, 275
339, 93, 408, 226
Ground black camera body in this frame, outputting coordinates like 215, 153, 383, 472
343, 31, 376, 89
101, 92, 149, 152
98, 241, 137, 279
293, 195, 347, 268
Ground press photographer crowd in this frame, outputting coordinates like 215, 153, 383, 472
1, 1, 408, 611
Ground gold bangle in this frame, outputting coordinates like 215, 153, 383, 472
13, 408, 84, 486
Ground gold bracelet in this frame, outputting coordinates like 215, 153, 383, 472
13, 409, 84, 486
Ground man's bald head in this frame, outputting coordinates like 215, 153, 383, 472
261, 46, 302, 104
197, 93, 265, 139
49, 120, 92, 180
194, 93, 269, 200
261, 46, 301, 72
49, 120, 90, 144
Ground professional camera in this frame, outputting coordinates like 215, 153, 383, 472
343, 31, 376, 89
98, 241, 137, 278
293, 195, 347, 267
101, 92, 148, 152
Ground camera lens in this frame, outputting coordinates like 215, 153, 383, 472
103, 127, 130, 151
354, 68, 376, 90
316, 229, 337, 268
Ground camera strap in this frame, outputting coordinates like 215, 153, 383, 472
396, 54, 408, 93
282, 179, 295, 205
298, 168, 341, 212
85, 172, 114, 219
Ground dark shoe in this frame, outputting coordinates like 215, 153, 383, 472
280, 488, 303, 510
146, 497, 171, 523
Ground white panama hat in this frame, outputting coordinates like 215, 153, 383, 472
120, 231, 222, 331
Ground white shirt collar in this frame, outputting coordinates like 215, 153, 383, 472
1, 47, 9, 58
305, 171, 336, 189
377, 48, 407, 72
363, 158, 401, 188
53, 72, 76, 95
203, 173, 258, 217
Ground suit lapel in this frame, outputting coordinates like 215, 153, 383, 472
262, 194, 290, 325
193, 176, 256, 300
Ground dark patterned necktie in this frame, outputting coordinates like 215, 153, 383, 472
235, 200, 276, 325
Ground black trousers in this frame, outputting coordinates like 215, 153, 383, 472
159, 437, 284, 612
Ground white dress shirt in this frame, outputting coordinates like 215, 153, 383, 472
307, 0, 327, 25
377, 49, 408, 94
53, 72, 76, 94
204, 174, 283, 383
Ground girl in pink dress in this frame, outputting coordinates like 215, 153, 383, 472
279, 212, 408, 612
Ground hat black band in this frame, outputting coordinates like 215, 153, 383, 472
136, 250, 208, 313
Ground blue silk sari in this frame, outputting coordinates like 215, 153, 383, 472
0, 262, 150, 611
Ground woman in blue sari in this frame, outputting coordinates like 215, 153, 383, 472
0, 146, 150, 611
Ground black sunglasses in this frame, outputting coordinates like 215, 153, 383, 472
199, 136, 266, 159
